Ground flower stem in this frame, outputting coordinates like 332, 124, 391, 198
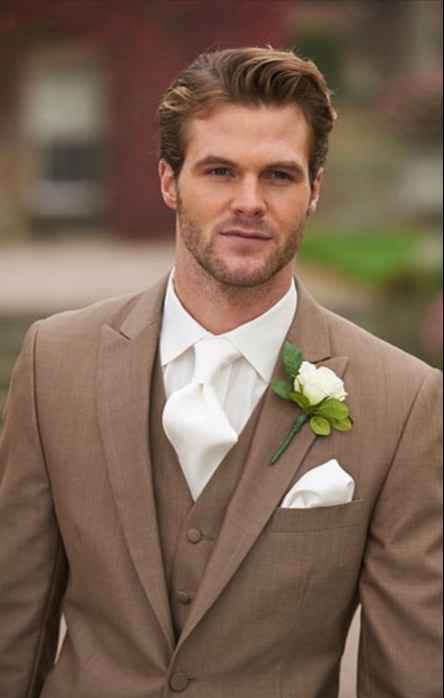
269, 413, 309, 465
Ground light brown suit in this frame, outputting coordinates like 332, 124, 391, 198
0, 276, 442, 698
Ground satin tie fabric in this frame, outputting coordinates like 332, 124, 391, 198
162, 336, 241, 500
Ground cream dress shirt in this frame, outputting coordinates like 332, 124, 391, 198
160, 274, 297, 490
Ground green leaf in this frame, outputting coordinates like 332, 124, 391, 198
289, 391, 310, 410
310, 416, 332, 436
331, 416, 353, 432
315, 398, 349, 420
271, 381, 293, 401
282, 342, 303, 380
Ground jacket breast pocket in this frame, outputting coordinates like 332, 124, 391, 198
266, 498, 365, 533
264, 499, 366, 563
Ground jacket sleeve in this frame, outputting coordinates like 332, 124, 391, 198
0, 322, 68, 698
358, 368, 443, 698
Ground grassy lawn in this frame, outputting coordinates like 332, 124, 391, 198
299, 226, 438, 285
300, 230, 416, 285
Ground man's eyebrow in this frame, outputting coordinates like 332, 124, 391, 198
267, 161, 306, 176
192, 156, 237, 170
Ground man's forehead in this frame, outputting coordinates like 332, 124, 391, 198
182, 102, 311, 164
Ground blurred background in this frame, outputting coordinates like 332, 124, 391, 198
0, 1, 442, 693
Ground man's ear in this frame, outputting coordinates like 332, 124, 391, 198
308, 168, 324, 216
159, 160, 178, 210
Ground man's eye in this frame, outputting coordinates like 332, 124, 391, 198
208, 167, 231, 177
268, 171, 292, 181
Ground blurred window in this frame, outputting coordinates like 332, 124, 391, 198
43, 141, 103, 183
23, 54, 107, 224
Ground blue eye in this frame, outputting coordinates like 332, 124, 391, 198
269, 171, 291, 181
209, 167, 231, 177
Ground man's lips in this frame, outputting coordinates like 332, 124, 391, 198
220, 228, 272, 241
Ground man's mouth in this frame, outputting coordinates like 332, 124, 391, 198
220, 228, 272, 241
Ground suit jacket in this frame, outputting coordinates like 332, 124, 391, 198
0, 275, 442, 698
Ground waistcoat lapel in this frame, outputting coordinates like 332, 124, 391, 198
175, 281, 350, 652
97, 277, 175, 653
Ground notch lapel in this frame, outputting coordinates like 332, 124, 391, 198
176, 281, 350, 650
97, 277, 175, 652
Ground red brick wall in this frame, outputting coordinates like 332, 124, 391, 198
0, 0, 291, 238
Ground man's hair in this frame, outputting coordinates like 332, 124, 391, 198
157, 46, 337, 183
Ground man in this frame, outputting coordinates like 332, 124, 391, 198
0, 47, 442, 698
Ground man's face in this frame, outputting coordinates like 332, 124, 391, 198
159, 103, 322, 290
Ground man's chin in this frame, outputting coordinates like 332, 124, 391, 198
199, 259, 288, 289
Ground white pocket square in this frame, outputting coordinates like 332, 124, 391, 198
281, 459, 355, 509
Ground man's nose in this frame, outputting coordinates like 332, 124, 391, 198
231, 178, 266, 217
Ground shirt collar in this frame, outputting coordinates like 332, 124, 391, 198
160, 272, 209, 365
160, 271, 297, 382
225, 281, 297, 382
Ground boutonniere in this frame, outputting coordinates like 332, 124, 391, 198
269, 342, 353, 465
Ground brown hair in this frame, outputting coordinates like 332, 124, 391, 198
157, 47, 337, 184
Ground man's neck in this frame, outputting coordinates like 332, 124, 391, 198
173, 260, 294, 335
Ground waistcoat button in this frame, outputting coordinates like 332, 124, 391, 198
187, 528, 203, 544
170, 672, 191, 692
177, 590, 193, 605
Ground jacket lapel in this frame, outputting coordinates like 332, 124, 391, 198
176, 280, 350, 649
97, 276, 176, 652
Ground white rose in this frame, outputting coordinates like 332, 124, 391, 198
294, 361, 347, 406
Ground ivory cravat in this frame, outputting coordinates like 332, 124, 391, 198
162, 336, 241, 500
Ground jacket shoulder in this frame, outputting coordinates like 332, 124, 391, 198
321, 304, 439, 380
34, 273, 168, 346
37, 292, 146, 339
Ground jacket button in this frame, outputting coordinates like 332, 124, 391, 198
187, 528, 203, 544
170, 672, 191, 692
177, 590, 193, 605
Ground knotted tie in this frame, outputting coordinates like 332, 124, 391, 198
162, 336, 240, 500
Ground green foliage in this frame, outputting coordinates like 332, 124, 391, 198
282, 341, 303, 380
289, 391, 310, 410
306, 397, 352, 435
315, 401, 352, 434
310, 415, 332, 436
316, 398, 350, 421
299, 228, 425, 286
271, 381, 293, 401
330, 416, 353, 432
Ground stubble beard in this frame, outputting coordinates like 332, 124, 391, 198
176, 200, 307, 290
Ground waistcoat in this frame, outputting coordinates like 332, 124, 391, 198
149, 351, 265, 640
